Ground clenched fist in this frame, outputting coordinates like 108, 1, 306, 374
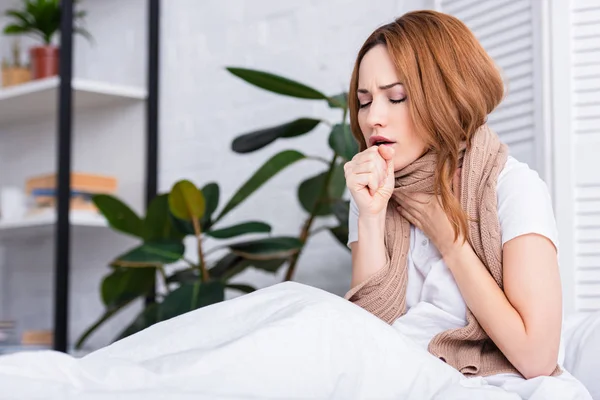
344, 145, 395, 217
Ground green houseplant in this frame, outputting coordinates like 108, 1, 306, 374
225, 67, 358, 281
75, 179, 303, 349
3, 0, 92, 79
78, 69, 358, 349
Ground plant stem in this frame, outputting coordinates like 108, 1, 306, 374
309, 225, 331, 236
307, 155, 331, 165
283, 105, 349, 282
203, 244, 228, 258
191, 282, 200, 310
192, 218, 210, 282
284, 152, 338, 281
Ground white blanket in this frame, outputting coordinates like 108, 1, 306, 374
0, 282, 593, 400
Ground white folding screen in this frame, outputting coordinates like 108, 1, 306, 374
438, 0, 600, 314
437, 0, 548, 178
571, 0, 600, 312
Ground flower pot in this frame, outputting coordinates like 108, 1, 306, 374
1, 66, 31, 87
30, 45, 59, 79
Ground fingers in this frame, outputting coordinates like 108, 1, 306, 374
368, 173, 380, 196
351, 160, 383, 175
352, 146, 384, 165
345, 146, 388, 194
378, 144, 395, 161
396, 205, 420, 229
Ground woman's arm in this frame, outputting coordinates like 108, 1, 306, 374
349, 212, 387, 289
442, 233, 562, 379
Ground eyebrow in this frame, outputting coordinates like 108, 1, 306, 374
357, 82, 403, 94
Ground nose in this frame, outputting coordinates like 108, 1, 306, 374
365, 97, 388, 129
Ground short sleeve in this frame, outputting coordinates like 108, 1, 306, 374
496, 157, 559, 251
347, 195, 359, 247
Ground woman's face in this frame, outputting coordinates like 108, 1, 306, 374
357, 44, 427, 171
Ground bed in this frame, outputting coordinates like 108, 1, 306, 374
0, 282, 598, 400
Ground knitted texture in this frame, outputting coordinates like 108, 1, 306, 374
344, 124, 562, 378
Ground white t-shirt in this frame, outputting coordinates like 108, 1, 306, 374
347, 155, 564, 365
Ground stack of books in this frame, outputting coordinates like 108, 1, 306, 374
25, 172, 118, 216
0, 320, 15, 344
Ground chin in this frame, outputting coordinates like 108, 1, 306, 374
393, 159, 409, 171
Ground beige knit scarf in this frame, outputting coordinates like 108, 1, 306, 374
345, 124, 561, 377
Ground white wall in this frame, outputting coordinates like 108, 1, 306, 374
0, 0, 434, 350
159, 0, 434, 297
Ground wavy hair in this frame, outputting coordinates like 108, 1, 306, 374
348, 10, 505, 240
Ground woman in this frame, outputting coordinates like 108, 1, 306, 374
0, 9, 592, 400
343, 9, 591, 398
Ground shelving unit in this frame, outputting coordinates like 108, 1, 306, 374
0, 210, 107, 240
0, 0, 160, 353
0, 77, 147, 125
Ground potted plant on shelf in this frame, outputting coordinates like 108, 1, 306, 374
2, 0, 92, 80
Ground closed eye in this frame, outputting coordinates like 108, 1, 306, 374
359, 97, 407, 109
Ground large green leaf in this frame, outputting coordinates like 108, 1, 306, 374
169, 180, 206, 221
101, 267, 156, 307
93, 194, 144, 238
231, 118, 321, 154
329, 225, 350, 249
112, 241, 185, 267
114, 281, 225, 341
229, 237, 303, 260
206, 221, 271, 239
200, 182, 220, 231
115, 303, 160, 341
226, 67, 329, 100
328, 123, 358, 162
158, 281, 225, 321
143, 194, 186, 241
209, 253, 251, 280
168, 183, 219, 236
249, 258, 288, 273
226, 284, 256, 294
166, 268, 199, 285
209, 253, 287, 279
327, 92, 348, 109
214, 150, 306, 223
75, 296, 137, 350
298, 162, 347, 216
332, 199, 350, 226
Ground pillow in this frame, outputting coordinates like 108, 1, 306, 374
562, 310, 600, 400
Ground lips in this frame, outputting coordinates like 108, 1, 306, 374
369, 135, 396, 146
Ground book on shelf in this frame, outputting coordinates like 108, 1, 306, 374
24, 172, 118, 216
0, 320, 15, 343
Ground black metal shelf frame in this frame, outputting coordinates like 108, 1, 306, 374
52, 0, 160, 352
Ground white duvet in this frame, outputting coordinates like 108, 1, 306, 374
0, 282, 594, 400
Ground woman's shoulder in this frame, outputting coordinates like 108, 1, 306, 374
497, 156, 548, 189
495, 155, 559, 249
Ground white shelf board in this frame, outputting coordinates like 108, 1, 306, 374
0, 344, 90, 357
0, 77, 147, 126
0, 210, 108, 240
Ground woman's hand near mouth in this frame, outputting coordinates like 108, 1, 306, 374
344, 145, 396, 217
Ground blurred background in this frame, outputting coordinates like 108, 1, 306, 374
0, 0, 597, 356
